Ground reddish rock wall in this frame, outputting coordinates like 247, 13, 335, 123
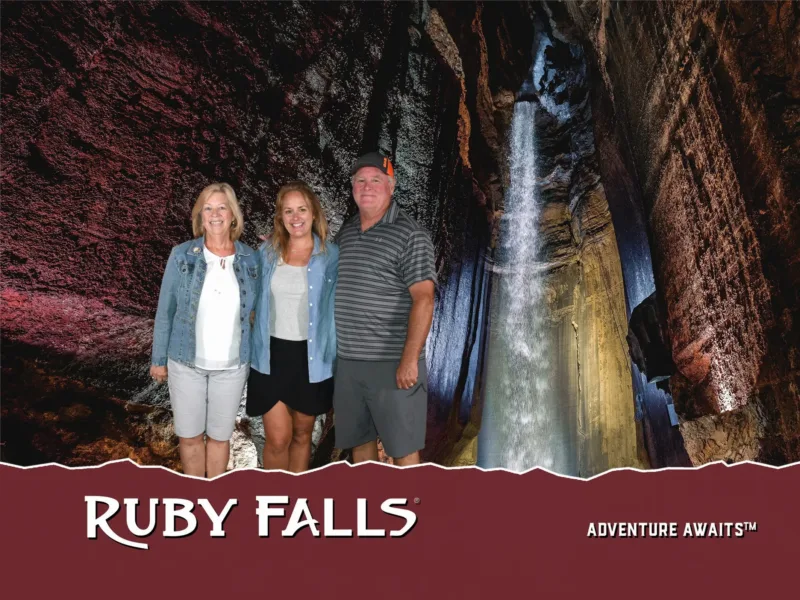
0, 1, 531, 467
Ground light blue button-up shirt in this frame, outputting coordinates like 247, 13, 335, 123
250, 234, 338, 382
151, 237, 260, 368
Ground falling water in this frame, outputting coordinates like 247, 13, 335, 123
477, 102, 572, 474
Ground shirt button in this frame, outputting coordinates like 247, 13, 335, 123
309, 285, 313, 289
307, 268, 311, 272
309, 322, 313, 326
309, 356, 313, 360
309, 339, 312, 343
309, 303, 313, 306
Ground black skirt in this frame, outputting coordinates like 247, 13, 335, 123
246, 337, 334, 417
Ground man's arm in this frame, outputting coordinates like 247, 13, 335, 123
396, 279, 435, 389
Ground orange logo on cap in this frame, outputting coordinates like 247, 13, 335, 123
384, 157, 394, 177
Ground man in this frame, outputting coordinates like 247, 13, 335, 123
333, 151, 436, 466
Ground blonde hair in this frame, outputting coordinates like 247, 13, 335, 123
191, 182, 244, 241
272, 181, 329, 260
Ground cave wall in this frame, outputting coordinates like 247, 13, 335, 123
537, 188, 646, 474
567, 0, 800, 464
524, 17, 643, 473
1, 0, 501, 466
0, 0, 649, 473
6, 0, 793, 471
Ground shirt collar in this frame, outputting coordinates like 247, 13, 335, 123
354, 201, 399, 233
265, 234, 323, 264
188, 237, 252, 257
381, 201, 400, 225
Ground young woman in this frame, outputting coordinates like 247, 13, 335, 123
150, 183, 260, 477
248, 181, 338, 472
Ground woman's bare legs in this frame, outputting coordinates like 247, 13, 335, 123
178, 433, 206, 476
262, 401, 292, 470
206, 437, 230, 478
287, 409, 316, 473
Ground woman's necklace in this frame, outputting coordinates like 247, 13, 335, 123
206, 243, 235, 270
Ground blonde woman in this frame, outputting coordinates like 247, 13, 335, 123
248, 181, 338, 472
151, 183, 260, 477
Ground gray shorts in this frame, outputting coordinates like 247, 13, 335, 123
333, 358, 427, 459
167, 359, 249, 441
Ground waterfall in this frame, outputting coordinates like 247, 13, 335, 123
477, 102, 571, 474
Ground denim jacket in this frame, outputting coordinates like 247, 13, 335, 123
151, 237, 260, 368
251, 234, 338, 382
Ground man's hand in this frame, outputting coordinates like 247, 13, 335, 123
396, 356, 418, 390
150, 365, 168, 384
396, 279, 434, 390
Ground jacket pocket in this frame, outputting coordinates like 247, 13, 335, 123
177, 258, 196, 275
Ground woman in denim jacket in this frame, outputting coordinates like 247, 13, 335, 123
151, 183, 260, 478
247, 181, 338, 472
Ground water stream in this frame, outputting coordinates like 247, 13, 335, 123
477, 102, 572, 473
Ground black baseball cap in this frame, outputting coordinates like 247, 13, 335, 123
350, 151, 395, 177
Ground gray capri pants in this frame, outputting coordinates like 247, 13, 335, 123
167, 359, 249, 441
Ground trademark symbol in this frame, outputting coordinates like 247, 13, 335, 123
414, 497, 420, 505
747, 522, 758, 532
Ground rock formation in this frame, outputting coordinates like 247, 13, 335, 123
0, 1, 499, 468
568, 0, 800, 464
2, 0, 797, 471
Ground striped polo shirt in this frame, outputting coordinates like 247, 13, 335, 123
335, 201, 436, 361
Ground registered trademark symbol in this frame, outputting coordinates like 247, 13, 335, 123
414, 497, 420, 505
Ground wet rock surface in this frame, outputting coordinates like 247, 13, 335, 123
2, 1, 798, 471
569, 0, 800, 463
679, 403, 766, 466
480, 8, 644, 474
627, 292, 675, 385
1, 344, 180, 468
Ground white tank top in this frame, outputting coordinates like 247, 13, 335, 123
270, 262, 309, 341
195, 247, 241, 369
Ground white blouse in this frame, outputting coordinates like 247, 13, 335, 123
195, 247, 241, 370
270, 262, 309, 341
